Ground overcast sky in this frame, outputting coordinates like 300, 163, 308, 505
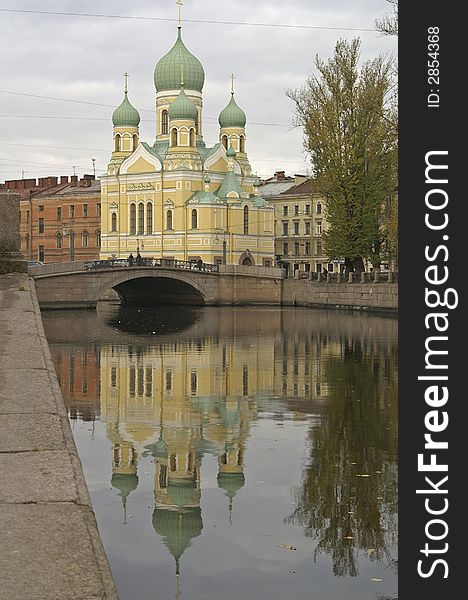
0, 0, 396, 182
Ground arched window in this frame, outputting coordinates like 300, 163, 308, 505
56, 232, 62, 249
166, 209, 173, 230
82, 230, 89, 248
138, 202, 144, 235
171, 128, 177, 147
146, 204, 153, 234
162, 110, 169, 135
240, 135, 245, 153
243, 206, 249, 235
222, 135, 228, 150
25, 234, 30, 251
189, 128, 195, 147
191, 209, 198, 229
133, 134, 138, 150
96, 230, 101, 247
111, 213, 118, 232
114, 134, 121, 152
129, 204, 136, 234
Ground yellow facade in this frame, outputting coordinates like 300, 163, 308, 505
100, 25, 275, 267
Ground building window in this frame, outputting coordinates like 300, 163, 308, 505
293, 221, 299, 235
145, 367, 153, 397
26, 210, 30, 223
305, 204, 310, 215
111, 367, 117, 388
57, 207, 62, 221
114, 134, 121, 152
130, 204, 136, 234
38, 218, 44, 234
56, 232, 62, 248
83, 204, 88, 218
70, 205, 75, 219
283, 205, 288, 216
283, 242, 288, 255
240, 135, 245, 153
82, 231, 88, 247
316, 222, 322, 235
165, 370, 172, 392
97, 203, 101, 217
38, 245, 45, 262
243, 206, 249, 234
222, 135, 228, 150
294, 205, 299, 215
25, 234, 29, 250
138, 202, 144, 235
190, 128, 195, 147
69, 231, 75, 260
305, 242, 310, 255
242, 365, 248, 396
305, 221, 311, 235
294, 242, 300, 255
112, 212, 118, 232
317, 240, 322, 255
166, 209, 173, 230
171, 128, 177, 146
282, 221, 288, 236
129, 366, 136, 397
191, 209, 198, 229
162, 110, 169, 135
96, 230, 101, 247
317, 203, 322, 214
133, 134, 138, 150
39, 205, 44, 212
146, 204, 153, 234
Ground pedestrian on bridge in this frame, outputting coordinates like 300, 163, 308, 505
136, 252, 142, 266
128, 253, 134, 267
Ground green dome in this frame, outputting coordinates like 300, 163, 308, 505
112, 92, 140, 128
219, 94, 246, 128
217, 472, 245, 499
168, 86, 197, 121
152, 506, 203, 567
154, 28, 205, 93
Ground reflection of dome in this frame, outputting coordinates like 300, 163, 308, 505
167, 481, 198, 508
152, 507, 203, 573
217, 472, 245, 500
154, 29, 205, 92
111, 472, 139, 501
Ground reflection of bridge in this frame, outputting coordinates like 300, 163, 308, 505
30, 260, 284, 308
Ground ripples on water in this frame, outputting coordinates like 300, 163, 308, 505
42, 305, 398, 600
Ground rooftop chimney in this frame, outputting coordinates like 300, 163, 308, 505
60, 175, 69, 185
274, 170, 286, 181
70, 175, 78, 187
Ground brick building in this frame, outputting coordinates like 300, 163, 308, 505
1, 175, 101, 263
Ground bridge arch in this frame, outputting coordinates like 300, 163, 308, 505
97, 270, 209, 305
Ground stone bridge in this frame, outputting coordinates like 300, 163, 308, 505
30, 261, 285, 309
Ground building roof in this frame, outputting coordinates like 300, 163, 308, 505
280, 179, 317, 196
154, 27, 205, 93
258, 181, 296, 197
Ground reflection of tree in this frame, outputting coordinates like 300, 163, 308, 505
286, 339, 398, 577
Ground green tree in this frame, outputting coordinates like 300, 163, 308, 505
287, 39, 397, 273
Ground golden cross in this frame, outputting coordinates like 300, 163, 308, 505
230, 73, 235, 95
176, 0, 183, 27
124, 72, 128, 93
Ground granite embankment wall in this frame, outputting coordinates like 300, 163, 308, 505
0, 273, 119, 600
283, 279, 398, 312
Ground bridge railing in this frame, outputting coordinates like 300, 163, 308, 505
83, 258, 220, 273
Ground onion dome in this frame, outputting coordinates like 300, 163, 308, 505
219, 94, 247, 128
217, 472, 245, 501
111, 473, 139, 501
112, 92, 140, 128
154, 28, 205, 92
168, 86, 198, 121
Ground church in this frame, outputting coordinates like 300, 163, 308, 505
99, 14, 275, 267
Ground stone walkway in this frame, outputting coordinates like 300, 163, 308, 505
0, 274, 119, 600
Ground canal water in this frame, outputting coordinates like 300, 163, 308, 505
42, 305, 397, 600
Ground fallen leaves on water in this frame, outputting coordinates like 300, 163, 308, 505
356, 474, 371, 478
343, 536, 354, 540
279, 544, 297, 551
288, 570, 297, 574
370, 578, 383, 582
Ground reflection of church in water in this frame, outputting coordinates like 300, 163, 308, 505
101, 341, 260, 578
